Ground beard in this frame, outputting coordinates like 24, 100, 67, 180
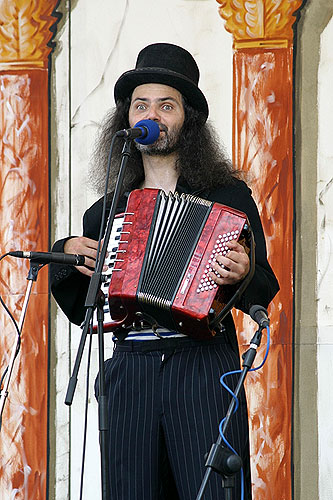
135, 123, 182, 156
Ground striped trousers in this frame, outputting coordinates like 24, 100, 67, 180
97, 337, 252, 499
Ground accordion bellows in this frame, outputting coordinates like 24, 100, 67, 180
108, 188, 251, 339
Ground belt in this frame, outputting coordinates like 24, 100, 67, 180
114, 335, 228, 353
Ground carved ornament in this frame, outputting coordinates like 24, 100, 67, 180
0, 0, 59, 70
217, 0, 304, 48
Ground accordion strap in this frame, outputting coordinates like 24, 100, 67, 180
209, 226, 255, 331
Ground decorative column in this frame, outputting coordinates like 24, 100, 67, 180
217, 1, 303, 499
0, 1, 58, 498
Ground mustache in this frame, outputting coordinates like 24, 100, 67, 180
158, 123, 168, 133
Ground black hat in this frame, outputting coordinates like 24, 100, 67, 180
114, 43, 209, 121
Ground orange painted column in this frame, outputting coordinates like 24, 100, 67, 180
217, 1, 303, 499
0, 2, 58, 498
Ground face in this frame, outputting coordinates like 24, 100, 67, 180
128, 83, 185, 155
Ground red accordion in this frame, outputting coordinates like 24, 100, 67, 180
107, 188, 251, 339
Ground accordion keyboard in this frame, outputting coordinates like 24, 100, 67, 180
93, 214, 124, 331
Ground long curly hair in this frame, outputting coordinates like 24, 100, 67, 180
89, 97, 239, 195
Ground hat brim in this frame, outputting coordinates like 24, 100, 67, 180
114, 67, 209, 121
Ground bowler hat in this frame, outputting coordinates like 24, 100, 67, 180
114, 43, 209, 121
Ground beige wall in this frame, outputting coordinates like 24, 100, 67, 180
294, 1, 333, 499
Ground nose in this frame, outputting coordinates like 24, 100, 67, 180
146, 104, 161, 122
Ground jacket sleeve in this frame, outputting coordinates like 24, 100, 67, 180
208, 181, 280, 313
50, 199, 104, 326
235, 192, 279, 313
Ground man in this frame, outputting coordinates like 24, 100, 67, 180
51, 43, 279, 499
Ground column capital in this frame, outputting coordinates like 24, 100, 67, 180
217, 0, 304, 49
0, 0, 59, 70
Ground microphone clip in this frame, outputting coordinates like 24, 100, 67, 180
249, 305, 270, 329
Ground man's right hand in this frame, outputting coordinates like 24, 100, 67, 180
64, 237, 107, 277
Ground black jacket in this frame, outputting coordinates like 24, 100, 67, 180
50, 178, 279, 349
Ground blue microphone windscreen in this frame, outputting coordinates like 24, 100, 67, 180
134, 119, 160, 145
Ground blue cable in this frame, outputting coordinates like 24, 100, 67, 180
249, 324, 270, 372
218, 324, 271, 500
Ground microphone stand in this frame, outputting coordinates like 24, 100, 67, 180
196, 325, 265, 500
0, 261, 44, 427
64, 138, 132, 500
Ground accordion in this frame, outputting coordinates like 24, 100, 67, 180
101, 188, 253, 340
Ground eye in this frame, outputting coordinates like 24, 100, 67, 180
162, 104, 173, 111
136, 103, 147, 111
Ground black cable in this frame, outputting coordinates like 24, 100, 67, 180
74, 132, 119, 498
79, 322, 94, 500
0, 253, 24, 391
95, 134, 118, 271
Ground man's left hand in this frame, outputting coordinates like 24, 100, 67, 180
209, 239, 250, 286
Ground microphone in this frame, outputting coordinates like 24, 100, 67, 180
9, 251, 85, 266
115, 119, 160, 145
249, 305, 270, 328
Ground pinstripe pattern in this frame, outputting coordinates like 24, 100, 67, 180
98, 339, 251, 499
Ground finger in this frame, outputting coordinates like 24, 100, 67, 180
82, 255, 109, 272
65, 236, 99, 254
216, 251, 244, 271
215, 254, 231, 270
209, 269, 240, 286
81, 239, 108, 263
75, 265, 94, 278
209, 270, 229, 286
210, 262, 237, 280
211, 253, 250, 284
224, 239, 245, 252
64, 237, 108, 277
216, 243, 249, 269
80, 255, 98, 269
218, 249, 246, 267
214, 258, 249, 281
65, 237, 106, 265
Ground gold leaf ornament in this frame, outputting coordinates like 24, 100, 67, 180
217, 0, 304, 48
0, 0, 59, 69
